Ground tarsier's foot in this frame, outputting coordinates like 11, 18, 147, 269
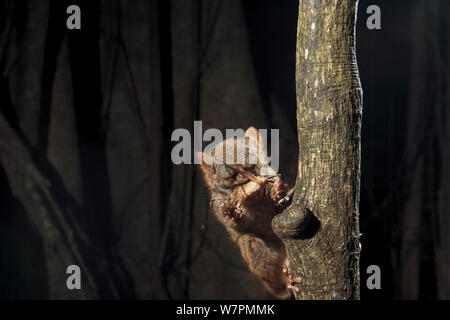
283, 264, 302, 293
222, 198, 243, 221
270, 180, 289, 203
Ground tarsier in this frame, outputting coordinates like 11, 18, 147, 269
197, 127, 302, 299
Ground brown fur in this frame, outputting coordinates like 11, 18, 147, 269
197, 127, 292, 299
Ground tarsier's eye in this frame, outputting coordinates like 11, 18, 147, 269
240, 164, 258, 176
235, 173, 249, 184
246, 165, 258, 176
231, 164, 259, 186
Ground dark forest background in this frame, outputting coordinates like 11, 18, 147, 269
0, 0, 449, 300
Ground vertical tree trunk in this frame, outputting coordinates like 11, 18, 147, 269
397, 2, 427, 299
272, 0, 362, 300
437, 74, 450, 299
435, 0, 450, 300
399, 0, 448, 299
0, 0, 136, 299
436, 73, 450, 299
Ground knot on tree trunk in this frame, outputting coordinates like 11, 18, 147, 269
272, 204, 321, 240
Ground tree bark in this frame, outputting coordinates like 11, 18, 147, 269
272, 0, 362, 300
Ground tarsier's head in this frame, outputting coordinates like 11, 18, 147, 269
197, 127, 277, 195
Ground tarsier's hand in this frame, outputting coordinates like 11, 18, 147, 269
222, 198, 243, 221
270, 180, 289, 203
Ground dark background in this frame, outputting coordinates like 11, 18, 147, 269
0, 0, 448, 300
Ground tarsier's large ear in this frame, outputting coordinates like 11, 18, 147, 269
245, 126, 264, 148
195, 152, 214, 186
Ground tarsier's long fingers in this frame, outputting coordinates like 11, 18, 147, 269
283, 264, 302, 293
287, 285, 300, 293
270, 180, 289, 203
222, 198, 243, 221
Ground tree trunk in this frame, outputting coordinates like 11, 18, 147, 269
435, 0, 450, 300
397, 2, 427, 299
0, 0, 136, 299
272, 0, 362, 300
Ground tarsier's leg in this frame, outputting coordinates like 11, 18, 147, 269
238, 235, 292, 299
